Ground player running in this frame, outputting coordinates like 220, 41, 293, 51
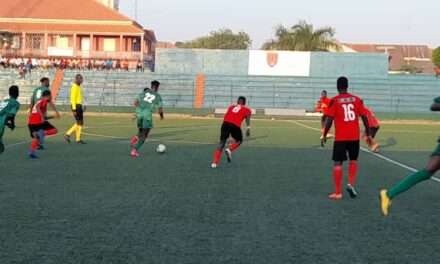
380, 97, 440, 216
322, 77, 372, 200
0, 85, 20, 154
317, 90, 333, 139
211, 96, 252, 168
64, 74, 86, 144
30, 77, 60, 149
130, 80, 164, 157
28, 90, 59, 159
363, 107, 380, 153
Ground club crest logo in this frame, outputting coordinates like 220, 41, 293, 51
266, 52, 278, 67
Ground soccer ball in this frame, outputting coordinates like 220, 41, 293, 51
156, 144, 167, 154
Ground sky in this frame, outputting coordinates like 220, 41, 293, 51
120, 0, 439, 48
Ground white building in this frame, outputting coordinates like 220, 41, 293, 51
96, 0, 119, 10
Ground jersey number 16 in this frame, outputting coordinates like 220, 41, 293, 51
342, 104, 356, 122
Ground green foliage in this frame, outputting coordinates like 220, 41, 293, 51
175, 29, 251, 50
262, 20, 339, 51
399, 64, 423, 74
432, 47, 440, 67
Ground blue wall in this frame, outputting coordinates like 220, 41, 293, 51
155, 49, 249, 76
310, 52, 388, 78
155, 48, 389, 78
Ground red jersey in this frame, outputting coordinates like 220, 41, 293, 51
364, 107, 380, 128
28, 98, 49, 125
223, 104, 252, 127
320, 96, 331, 115
327, 93, 367, 141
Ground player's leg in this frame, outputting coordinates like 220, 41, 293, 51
75, 106, 85, 144
225, 125, 243, 163
211, 123, 230, 168
0, 125, 5, 154
380, 147, 440, 216
28, 125, 40, 159
346, 141, 360, 198
329, 141, 347, 200
37, 122, 58, 150
131, 118, 152, 157
65, 108, 78, 143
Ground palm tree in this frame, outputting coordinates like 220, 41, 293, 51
263, 21, 339, 51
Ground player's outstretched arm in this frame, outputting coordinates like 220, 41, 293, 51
158, 107, 164, 120
361, 115, 370, 137
49, 100, 60, 119
245, 116, 251, 137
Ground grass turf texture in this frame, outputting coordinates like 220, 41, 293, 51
1, 115, 440, 263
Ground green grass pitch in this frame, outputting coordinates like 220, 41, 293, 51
1, 114, 440, 263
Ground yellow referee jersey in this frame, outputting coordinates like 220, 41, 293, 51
70, 83, 83, 110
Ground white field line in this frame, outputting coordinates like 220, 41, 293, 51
289, 120, 440, 183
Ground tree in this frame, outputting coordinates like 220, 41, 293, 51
262, 21, 339, 51
176, 29, 251, 50
433, 47, 440, 67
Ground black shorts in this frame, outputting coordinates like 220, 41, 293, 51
332, 140, 360, 162
72, 104, 84, 122
369, 127, 380, 138
220, 122, 243, 142
28, 122, 55, 138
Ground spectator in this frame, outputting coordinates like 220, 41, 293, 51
136, 60, 143, 72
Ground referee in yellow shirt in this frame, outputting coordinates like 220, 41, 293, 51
64, 74, 86, 144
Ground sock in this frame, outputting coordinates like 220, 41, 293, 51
348, 161, 358, 186
66, 124, 77, 136
76, 126, 82, 142
229, 143, 240, 152
212, 149, 222, 164
333, 165, 343, 194
45, 128, 58, 137
38, 129, 45, 146
134, 137, 145, 151
30, 138, 39, 153
387, 169, 432, 199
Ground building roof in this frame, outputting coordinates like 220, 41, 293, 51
0, 0, 129, 21
343, 43, 434, 73
0, 0, 144, 35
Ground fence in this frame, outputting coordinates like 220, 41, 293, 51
56, 70, 440, 114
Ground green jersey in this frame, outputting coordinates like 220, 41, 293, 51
31, 86, 50, 106
434, 97, 440, 104
135, 89, 163, 119
0, 98, 20, 125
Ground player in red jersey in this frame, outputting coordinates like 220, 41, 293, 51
211, 96, 252, 168
322, 77, 372, 200
28, 90, 59, 159
317, 90, 333, 139
363, 107, 380, 152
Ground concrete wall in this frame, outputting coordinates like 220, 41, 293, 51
155, 48, 389, 78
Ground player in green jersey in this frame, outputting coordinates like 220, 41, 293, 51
130, 80, 164, 157
0, 85, 20, 154
380, 96, 440, 216
30, 77, 60, 149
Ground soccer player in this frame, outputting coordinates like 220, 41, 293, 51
322, 77, 372, 200
363, 107, 380, 153
30, 77, 60, 149
211, 96, 252, 168
130, 80, 164, 157
64, 74, 86, 144
28, 90, 59, 159
318, 90, 333, 139
380, 97, 440, 216
0, 85, 20, 154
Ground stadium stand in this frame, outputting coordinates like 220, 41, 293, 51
53, 71, 440, 113
0, 69, 55, 104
